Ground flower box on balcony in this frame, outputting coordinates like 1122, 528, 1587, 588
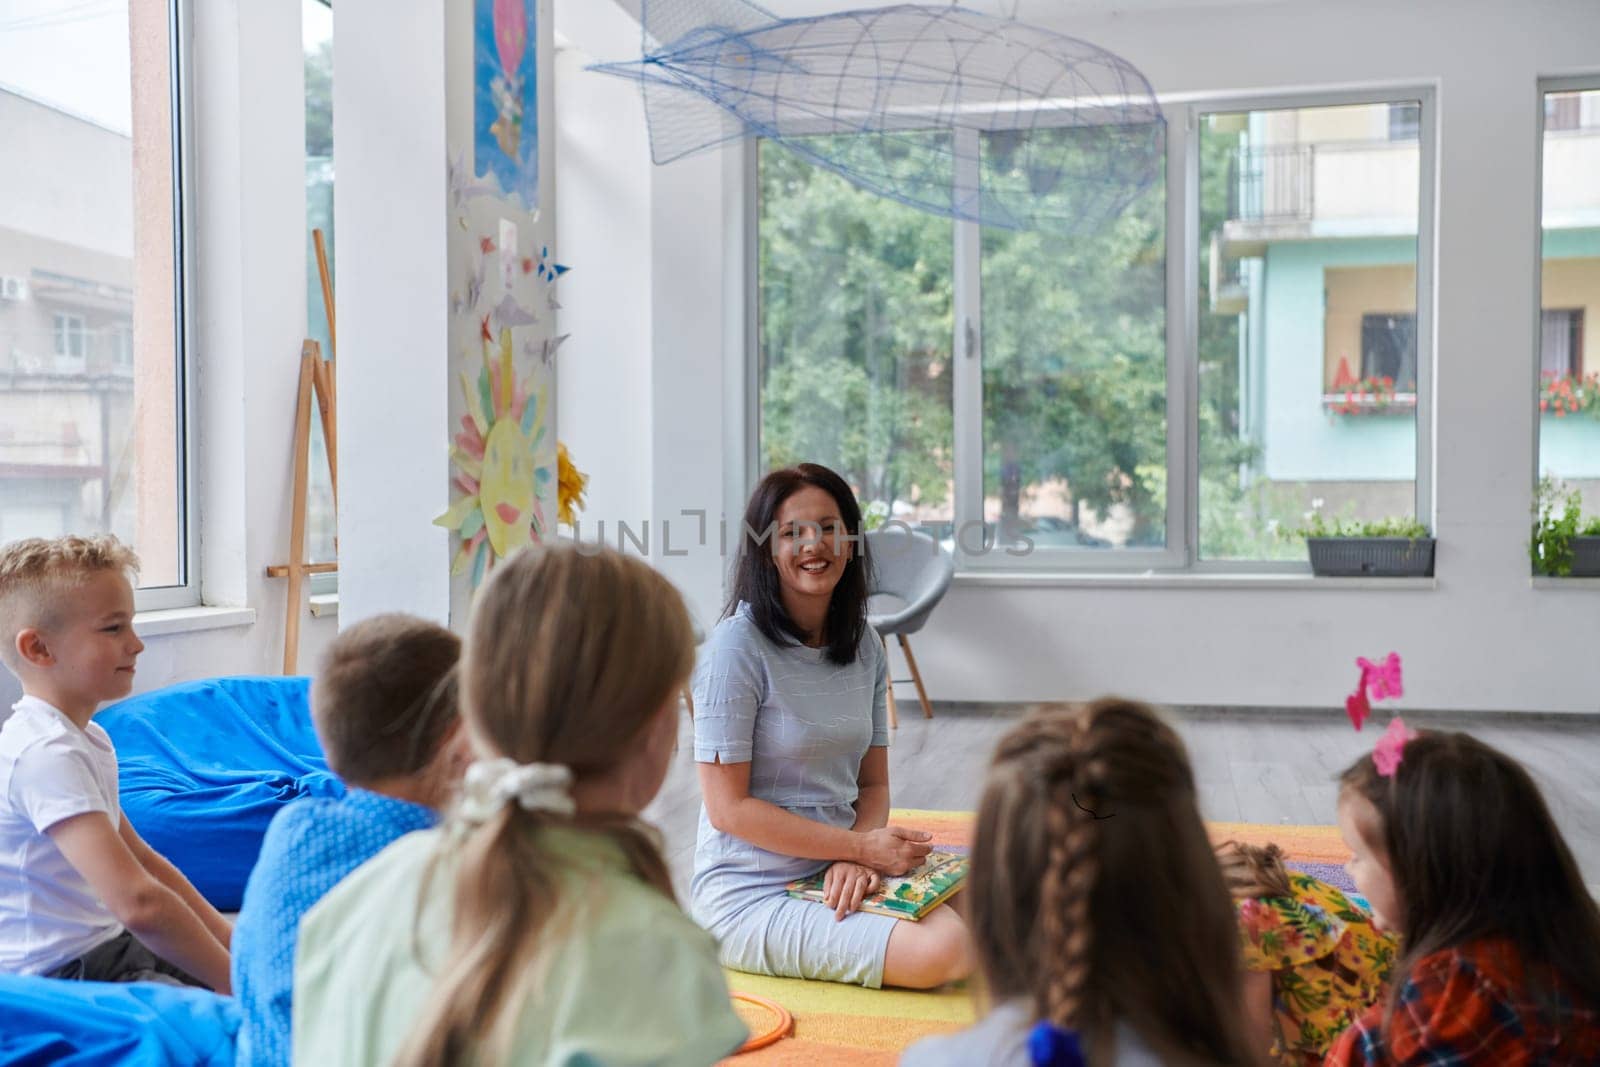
1321, 391, 1418, 415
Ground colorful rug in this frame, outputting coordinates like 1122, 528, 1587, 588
720, 809, 1354, 1064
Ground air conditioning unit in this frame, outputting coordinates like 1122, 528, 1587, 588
0, 277, 27, 302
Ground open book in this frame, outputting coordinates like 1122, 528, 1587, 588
785, 851, 969, 921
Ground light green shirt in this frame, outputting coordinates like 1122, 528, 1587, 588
293, 825, 747, 1066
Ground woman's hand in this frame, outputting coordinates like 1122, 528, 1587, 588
857, 826, 933, 876
822, 862, 882, 921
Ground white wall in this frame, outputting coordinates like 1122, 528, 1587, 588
332, 0, 453, 628
554, 6, 654, 560
558, 0, 1600, 713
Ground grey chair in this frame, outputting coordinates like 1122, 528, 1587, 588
866, 527, 955, 726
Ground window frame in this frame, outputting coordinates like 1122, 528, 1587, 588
53, 313, 88, 364
1530, 74, 1600, 509
741, 85, 1437, 576
133, 0, 199, 613
1185, 86, 1437, 574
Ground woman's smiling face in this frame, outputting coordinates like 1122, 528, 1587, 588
771, 485, 853, 602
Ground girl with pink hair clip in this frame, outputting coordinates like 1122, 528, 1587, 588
1327, 721, 1600, 1064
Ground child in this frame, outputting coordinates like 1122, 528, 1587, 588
0, 535, 232, 990
903, 699, 1259, 1066
1327, 729, 1600, 1064
1215, 841, 1395, 1066
292, 544, 748, 1066
231, 613, 464, 1067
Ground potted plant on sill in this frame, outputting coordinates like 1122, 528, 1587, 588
1295, 513, 1435, 578
1530, 478, 1600, 578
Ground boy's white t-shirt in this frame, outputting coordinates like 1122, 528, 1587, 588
0, 694, 125, 973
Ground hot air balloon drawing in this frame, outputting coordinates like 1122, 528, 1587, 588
475, 0, 539, 210
590, 0, 1164, 234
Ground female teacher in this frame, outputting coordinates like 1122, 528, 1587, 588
691, 463, 972, 989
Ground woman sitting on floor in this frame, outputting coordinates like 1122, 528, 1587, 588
692, 463, 972, 990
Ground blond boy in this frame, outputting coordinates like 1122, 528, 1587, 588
0, 534, 232, 990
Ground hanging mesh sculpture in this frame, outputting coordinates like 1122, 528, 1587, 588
589, 0, 1165, 234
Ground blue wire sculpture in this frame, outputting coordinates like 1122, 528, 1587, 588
589, 0, 1165, 234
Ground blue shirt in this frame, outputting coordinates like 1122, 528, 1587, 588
231, 788, 436, 1067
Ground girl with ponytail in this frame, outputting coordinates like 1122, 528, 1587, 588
903, 699, 1261, 1067
292, 544, 748, 1066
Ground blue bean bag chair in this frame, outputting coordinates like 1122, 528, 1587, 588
97, 676, 343, 911
0, 975, 239, 1066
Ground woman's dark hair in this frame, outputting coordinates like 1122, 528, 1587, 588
725, 463, 871, 665
1340, 730, 1600, 1020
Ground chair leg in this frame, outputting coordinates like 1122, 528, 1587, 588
882, 634, 899, 730
899, 634, 933, 720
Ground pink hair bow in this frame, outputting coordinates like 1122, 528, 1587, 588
1373, 716, 1418, 777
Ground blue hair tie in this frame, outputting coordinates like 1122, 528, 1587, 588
1028, 1021, 1085, 1067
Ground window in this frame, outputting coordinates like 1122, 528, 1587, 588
1198, 96, 1431, 562
1360, 312, 1417, 388
0, 1, 191, 602
1388, 102, 1420, 142
1541, 310, 1583, 378
1536, 82, 1600, 516
756, 113, 1173, 568
754, 91, 1432, 572
109, 326, 135, 371
1545, 93, 1582, 134
978, 128, 1168, 557
53, 313, 87, 362
756, 136, 955, 536
303, 0, 337, 571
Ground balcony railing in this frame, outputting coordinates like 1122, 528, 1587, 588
1229, 141, 1421, 226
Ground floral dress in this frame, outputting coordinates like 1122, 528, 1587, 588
1235, 871, 1398, 1065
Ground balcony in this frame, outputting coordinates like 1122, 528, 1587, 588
1219, 140, 1420, 258
1543, 126, 1600, 229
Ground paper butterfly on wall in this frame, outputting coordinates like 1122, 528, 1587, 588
1344, 651, 1415, 777
435, 326, 553, 587
1345, 651, 1403, 731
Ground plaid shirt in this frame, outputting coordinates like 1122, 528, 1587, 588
1324, 938, 1600, 1066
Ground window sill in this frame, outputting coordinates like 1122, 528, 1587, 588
1531, 576, 1600, 590
953, 571, 1438, 591
309, 593, 339, 618
133, 605, 258, 637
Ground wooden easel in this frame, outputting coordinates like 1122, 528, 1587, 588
266, 229, 338, 673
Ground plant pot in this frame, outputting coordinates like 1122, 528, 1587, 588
1573, 537, 1600, 578
1307, 537, 1436, 578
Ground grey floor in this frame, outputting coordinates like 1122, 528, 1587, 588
644, 702, 1600, 901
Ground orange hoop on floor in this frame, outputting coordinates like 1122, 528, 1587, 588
730, 991, 794, 1053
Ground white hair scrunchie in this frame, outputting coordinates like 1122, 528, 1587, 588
458, 756, 576, 824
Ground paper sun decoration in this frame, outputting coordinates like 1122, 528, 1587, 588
434, 326, 552, 587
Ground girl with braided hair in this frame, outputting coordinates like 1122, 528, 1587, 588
904, 699, 1262, 1067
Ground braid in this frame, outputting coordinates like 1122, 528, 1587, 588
1036, 708, 1108, 1033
